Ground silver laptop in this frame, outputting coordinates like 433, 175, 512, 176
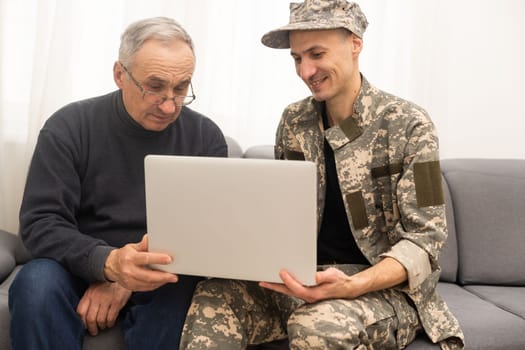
145, 155, 317, 286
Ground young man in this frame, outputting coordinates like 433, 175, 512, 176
9, 17, 227, 350
180, 1, 464, 349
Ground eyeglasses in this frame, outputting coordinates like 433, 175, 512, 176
120, 62, 196, 107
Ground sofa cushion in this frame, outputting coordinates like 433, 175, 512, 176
83, 326, 125, 350
243, 145, 274, 159
439, 177, 458, 283
437, 282, 525, 350
464, 285, 525, 319
441, 159, 525, 285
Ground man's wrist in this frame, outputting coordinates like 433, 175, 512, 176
104, 249, 118, 283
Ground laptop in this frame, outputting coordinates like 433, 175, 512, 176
144, 155, 317, 286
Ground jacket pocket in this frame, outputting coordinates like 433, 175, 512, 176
371, 163, 402, 235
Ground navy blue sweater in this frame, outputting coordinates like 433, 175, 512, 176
19, 90, 227, 283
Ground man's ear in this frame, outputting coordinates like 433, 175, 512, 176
113, 61, 125, 88
351, 34, 363, 55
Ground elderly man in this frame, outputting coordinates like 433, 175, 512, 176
180, 1, 464, 349
9, 17, 226, 350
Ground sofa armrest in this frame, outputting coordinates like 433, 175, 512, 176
0, 229, 31, 282
0, 229, 18, 282
225, 136, 243, 158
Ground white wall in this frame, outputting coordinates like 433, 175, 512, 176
189, 0, 525, 160
359, 1, 525, 159
139, 0, 525, 159
3, 0, 524, 157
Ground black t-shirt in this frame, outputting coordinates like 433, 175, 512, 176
317, 106, 369, 265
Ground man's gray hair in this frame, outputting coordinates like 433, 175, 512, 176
119, 17, 194, 68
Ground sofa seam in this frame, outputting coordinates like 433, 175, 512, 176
462, 286, 525, 321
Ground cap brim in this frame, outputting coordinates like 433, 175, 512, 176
261, 24, 298, 49
261, 21, 352, 49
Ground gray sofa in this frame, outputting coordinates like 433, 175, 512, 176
1, 138, 524, 349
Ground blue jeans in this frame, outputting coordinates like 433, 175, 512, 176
9, 258, 202, 350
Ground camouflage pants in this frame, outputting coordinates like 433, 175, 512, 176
180, 265, 421, 350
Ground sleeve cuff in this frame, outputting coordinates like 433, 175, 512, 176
380, 239, 431, 290
89, 245, 115, 283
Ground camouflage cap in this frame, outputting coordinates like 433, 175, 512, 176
261, 0, 368, 49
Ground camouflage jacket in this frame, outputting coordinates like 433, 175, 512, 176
275, 76, 464, 349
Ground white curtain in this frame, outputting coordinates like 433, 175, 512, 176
1, 0, 524, 233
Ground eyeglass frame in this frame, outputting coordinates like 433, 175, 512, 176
120, 62, 196, 107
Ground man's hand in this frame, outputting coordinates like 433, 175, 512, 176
259, 257, 407, 303
77, 282, 132, 336
259, 267, 366, 303
104, 234, 179, 291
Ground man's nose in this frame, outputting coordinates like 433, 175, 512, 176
157, 98, 177, 114
298, 60, 316, 80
